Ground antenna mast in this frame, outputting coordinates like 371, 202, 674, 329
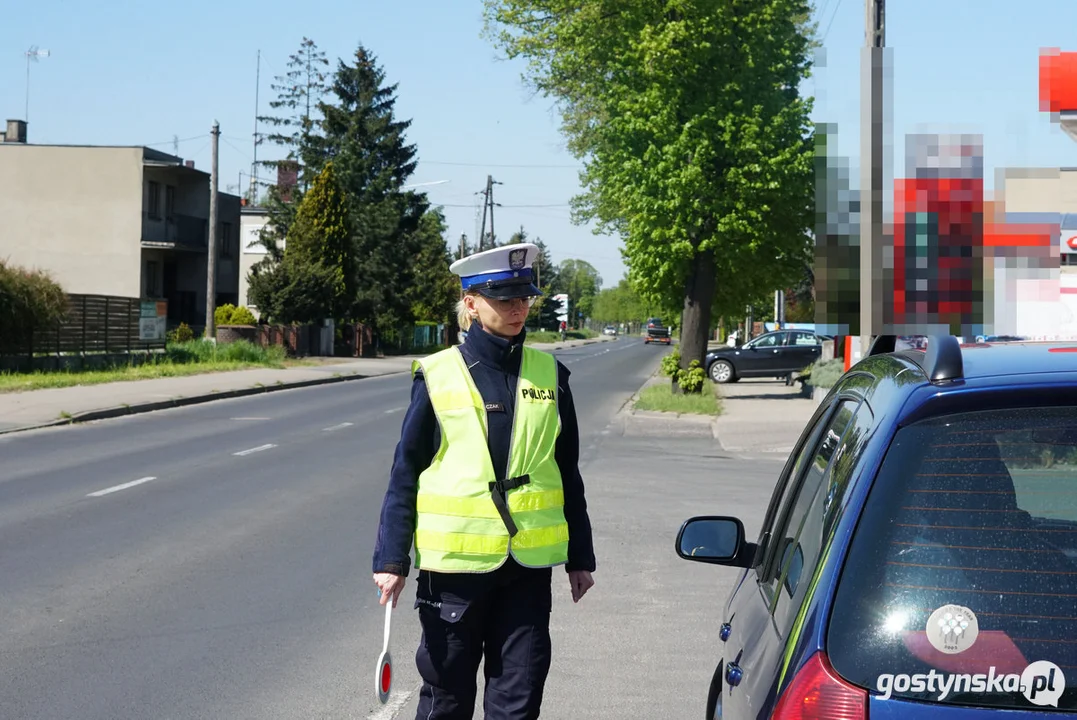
24, 46, 50, 123
250, 49, 262, 203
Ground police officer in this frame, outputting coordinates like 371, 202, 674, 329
372, 243, 596, 720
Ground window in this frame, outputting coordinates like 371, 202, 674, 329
750, 333, 783, 349
766, 400, 858, 635
753, 405, 836, 562
147, 181, 161, 218
220, 223, 233, 258
829, 406, 1077, 711
145, 260, 159, 297
791, 332, 818, 346
165, 185, 175, 220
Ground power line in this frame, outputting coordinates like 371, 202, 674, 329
437, 202, 568, 208
823, 0, 845, 41
421, 159, 579, 169
144, 134, 208, 148
221, 137, 251, 161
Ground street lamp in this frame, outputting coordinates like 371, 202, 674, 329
24, 46, 50, 124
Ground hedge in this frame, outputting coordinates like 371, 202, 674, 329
0, 260, 67, 348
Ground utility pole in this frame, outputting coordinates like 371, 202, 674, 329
859, 0, 887, 355
205, 121, 220, 339
488, 175, 501, 246
476, 175, 503, 251
477, 178, 490, 253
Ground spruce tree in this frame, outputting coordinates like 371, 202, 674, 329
311, 45, 427, 334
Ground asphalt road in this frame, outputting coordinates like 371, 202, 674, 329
0, 337, 678, 720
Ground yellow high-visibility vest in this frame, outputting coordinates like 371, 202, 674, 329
412, 345, 569, 573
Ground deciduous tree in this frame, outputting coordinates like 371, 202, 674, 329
557, 258, 602, 321
484, 0, 816, 387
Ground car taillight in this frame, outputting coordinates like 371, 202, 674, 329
771, 652, 867, 720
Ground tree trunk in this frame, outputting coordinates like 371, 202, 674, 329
679, 248, 717, 392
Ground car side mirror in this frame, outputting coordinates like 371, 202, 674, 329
675, 516, 756, 568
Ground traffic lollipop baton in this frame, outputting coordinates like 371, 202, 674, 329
375, 590, 394, 704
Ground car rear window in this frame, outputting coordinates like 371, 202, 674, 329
828, 407, 1077, 712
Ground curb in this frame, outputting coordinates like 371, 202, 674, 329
0, 369, 408, 437
615, 370, 723, 442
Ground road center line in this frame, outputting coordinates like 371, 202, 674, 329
231, 417, 271, 421
233, 443, 277, 456
322, 422, 354, 432
87, 476, 157, 498
384, 407, 404, 414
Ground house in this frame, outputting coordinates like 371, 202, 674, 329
0, 119, 241, 327
238, 205, 271, 315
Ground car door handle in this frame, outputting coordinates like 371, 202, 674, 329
726, 661, 744, 687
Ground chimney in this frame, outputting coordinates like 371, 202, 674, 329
185, 160, 195, 169
4, 120, 27, 144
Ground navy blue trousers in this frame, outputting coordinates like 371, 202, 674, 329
413, 560, 553, 720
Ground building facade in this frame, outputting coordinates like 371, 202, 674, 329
0, 120, 240, 328
238, 206, 271, 314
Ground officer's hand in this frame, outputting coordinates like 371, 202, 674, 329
373, 573, 405, 608
568, 570, 594, 603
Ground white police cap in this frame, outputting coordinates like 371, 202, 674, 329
449, 243, 543, 299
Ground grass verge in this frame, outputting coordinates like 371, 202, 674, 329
634, 379, 722, 416
526, 329, 599, 345
0, 340, 288, 393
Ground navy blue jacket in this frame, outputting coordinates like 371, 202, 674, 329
372, 324, 597, 577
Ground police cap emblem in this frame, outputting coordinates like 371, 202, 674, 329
509, 248, 527, 271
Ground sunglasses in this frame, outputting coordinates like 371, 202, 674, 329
485, 295, 539, 309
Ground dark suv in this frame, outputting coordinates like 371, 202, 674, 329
677, 336, 1077, 719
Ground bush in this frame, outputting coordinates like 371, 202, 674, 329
0, 260, 67, 347
677, 359, 707, 394
214, 303, 237, 328
660, 350, 682, 378
229, 306, 257, 325
805, 358, 845, 390
167, 322, 195, 343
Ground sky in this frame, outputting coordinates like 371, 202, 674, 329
5, 0, 1077, 289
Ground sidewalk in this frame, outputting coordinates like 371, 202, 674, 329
0, 336, 612, 435
711, 378, 817, 455
618, 374, 817, 455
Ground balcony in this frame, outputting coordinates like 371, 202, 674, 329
142, 213, 208, 251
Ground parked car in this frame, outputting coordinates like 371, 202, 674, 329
677, 335, 1077, 719
705, 330, 822, 383
645, 318, 672, 345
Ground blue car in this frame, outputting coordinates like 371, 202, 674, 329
678, 336, 1077, 719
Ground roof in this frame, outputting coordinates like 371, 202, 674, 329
866, 336, 1077, 382
0, 143, 208, 175
951, 341, 1077, 380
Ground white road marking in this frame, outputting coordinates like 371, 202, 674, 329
384, 407, 404, 415
367, 681, 421, 720
322, 422, 354, 432
231, 417, 270, 421
87, 476, 157, 498
233, 443, 277, 456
